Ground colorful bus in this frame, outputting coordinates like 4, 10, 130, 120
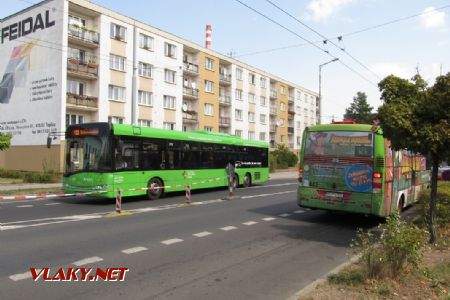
63, 122, 269, 199
297, 122, 429, 217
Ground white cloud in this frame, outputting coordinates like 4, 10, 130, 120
306, 0, 354, 22
420, 7, 446, 29
371, 63, 412, 79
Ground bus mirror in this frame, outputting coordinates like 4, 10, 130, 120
47, 136, 52, 148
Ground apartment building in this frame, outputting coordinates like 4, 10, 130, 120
0, 0, 318, 171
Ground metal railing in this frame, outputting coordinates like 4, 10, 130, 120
270, 90, 277, 98
66, 92, 98, 108
67, 57, 98, 77
183, 87, 199, 98
68, 24, 99, 44
183, 62, 199, 74
219, 95, 231, 105
219, 73, 231, 83
219, 117, 230, 125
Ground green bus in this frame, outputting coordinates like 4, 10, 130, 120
63, 122, 269, 199
297, 122, 429, 217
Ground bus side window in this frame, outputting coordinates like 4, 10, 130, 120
143, 141, 163, 170
167, 141, 181, 169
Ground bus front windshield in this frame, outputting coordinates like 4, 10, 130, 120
65, 135, 113, 174
305, 131, 373, 157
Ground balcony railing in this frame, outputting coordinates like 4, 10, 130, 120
66, 92, 98, 108
183, 87, 199, 99
269, 107, 277, 115
67, 57, 98, 78
269, 125, 277, 132
219, 95, 231, 105
68, 24, 99, 45
183, 62, 199, 74
182, 112, 198, 123
289, 143, 295, 149
288, 127, 294, 134
219, 117, 230, 125
270, 90, 277, 99
288, 95, 294, 103
219, 73, 231, 84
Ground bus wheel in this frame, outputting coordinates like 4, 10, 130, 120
147, 178, 164, 200
232, 175, 239, 189
243, 173, 252, 188
397, 196, 404, 214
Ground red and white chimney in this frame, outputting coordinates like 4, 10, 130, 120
205, 25, 212, 49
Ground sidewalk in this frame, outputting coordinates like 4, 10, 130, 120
0, 183, 62, 191
269, 171, 297, 180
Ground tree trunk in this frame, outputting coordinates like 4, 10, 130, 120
428, 157, 439, 244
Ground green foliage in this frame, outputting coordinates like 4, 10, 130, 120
269, 153, 277, 172
373, 284, 392, 296
271, 144, 298, 170
328, 269, 364, 286
418, 182, 450, 227
0, 169, 25, 179
0, 133, 12, 151
352, 213, 426, 279
22, 172, 53, 183
0, 168, 60, 183
343, 91, 374, 124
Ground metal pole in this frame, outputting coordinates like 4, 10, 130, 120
318, 58, 339, 124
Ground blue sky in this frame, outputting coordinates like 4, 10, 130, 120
2, 0, 449, 122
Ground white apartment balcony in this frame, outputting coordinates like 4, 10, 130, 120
183, 62, 199, 76
270, 90, 277, 99
219, 117, 230, 127
219, 95, 231, 106
67, 57, 98, 80
269, 106, 277, 115
68, 24, 99, 48
183, 87, 199, 100
66, 92, 98, 111
182, 111, 198, 123
219, 73, 231, 86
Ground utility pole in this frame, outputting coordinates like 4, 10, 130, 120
319, 58, 339, 124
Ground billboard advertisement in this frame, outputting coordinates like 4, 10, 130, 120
0, 0, 64, 145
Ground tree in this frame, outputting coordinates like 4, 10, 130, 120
0, 133, 12, 151
344, 91, 374, 124
377, 73, 450, 243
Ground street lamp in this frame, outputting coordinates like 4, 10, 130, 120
319, 58, 339, 124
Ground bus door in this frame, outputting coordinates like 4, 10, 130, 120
384, 140, 395, 215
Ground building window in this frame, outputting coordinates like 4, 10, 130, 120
280, 102, 285, 111
235, 109, 243, 121
69, 15, 86, 26
280, 86, 285, 94
279, 119, 285, 126
259, 132, 266, 141
204, 80, 214, 93
248, 112, 255, 123
108, 85, 125, 101
205, 57, 214, 70
248, 131, 255, 140
235, 130, 242, 137
110, 23, 126, 41
236, 68, 243, 80
138, 90, 153, 106
260, 96, 266, 106
108, 116, 124, 124
260, 114, 266, 124
235, 89, 243, 101
138, 62, 152, 78
280, 135, 284, 143
163, 95, 176, 109
67, 79, 84, 95
248, 73, 256, 85
297, 136, 302, 145
163, 122, 175, 130
164, 42, 177, 58
110, 54, 126, 72
248, 93, 256, 103
204, 126, 213, 132
164, 69, 176, 84
66, 114, 83, 127
139, 33, 153, 50
297, 121, 301, 129
138, 119, 152, 127
260, 77, 266, 88
204, 103, 213, 116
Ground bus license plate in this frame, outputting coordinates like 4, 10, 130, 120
325, 192, 343, 198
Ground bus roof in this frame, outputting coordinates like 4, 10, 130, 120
306, 123, 377, 132
112, 123, 269, 148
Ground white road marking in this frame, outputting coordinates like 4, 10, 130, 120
73, 256, 103, 266
241, 190, 295, 199
279, 213, 291, 217
16, 205, 33, 208
293, 210, 305, 214
121, 246, 148, 254
220, 226, 237, 231
9, 271, 33, 281
193, 231, 212, 237
242, 221, 258, 226
161, 238, 184, 245
262, 217, 276, 221
44, 203, 61, 206
249, 183, 297, 189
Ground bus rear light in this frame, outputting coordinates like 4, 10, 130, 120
298, 167, 303, 183
373, 172, 382, 190
298, 167, 303, 173
373, 172, 382, 179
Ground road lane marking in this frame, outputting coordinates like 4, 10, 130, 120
193, 231, 212, 237
121, 246, 148, 254
44, 203, 61, 206
73, 256, 103, 266
293, 210, 305, 214
242, 221, 258, 226
262, 217, 276, 221
161, 238, 184, 245
279, 213, 291, 217
249, 183, 297, 189
241, 190, 295, 199
9, 271, 33, 281
220, 226, 237, 231
16, 205, 33, 208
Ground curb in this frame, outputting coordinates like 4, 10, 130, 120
286, 254, 361, 300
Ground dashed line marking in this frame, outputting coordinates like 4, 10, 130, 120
242, 221, 258, 226
262, 217, 276, 221
44, 203, 61, 206
121, 246, 148, 254
193, 231, 212, 237
279, 213, 291, 217
9, 271, 32, 281
293, 210, 305, 214
161, 238, 184, 245
220, 226, 237, 231
16, 205, 33, 208
73, 256, 104, 266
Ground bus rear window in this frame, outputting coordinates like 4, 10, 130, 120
305, 131, 373, 157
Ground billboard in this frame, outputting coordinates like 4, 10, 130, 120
0, 1, 64, 145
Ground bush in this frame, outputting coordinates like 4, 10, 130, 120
270, 144, 298, 170
22, 172, 53, 183
418, 182, 450, 227
0, 169, 25, 179
328, 269, 364, 286
352, 213, 425, 278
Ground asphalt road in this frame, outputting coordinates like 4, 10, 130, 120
0, 178, 379, 300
